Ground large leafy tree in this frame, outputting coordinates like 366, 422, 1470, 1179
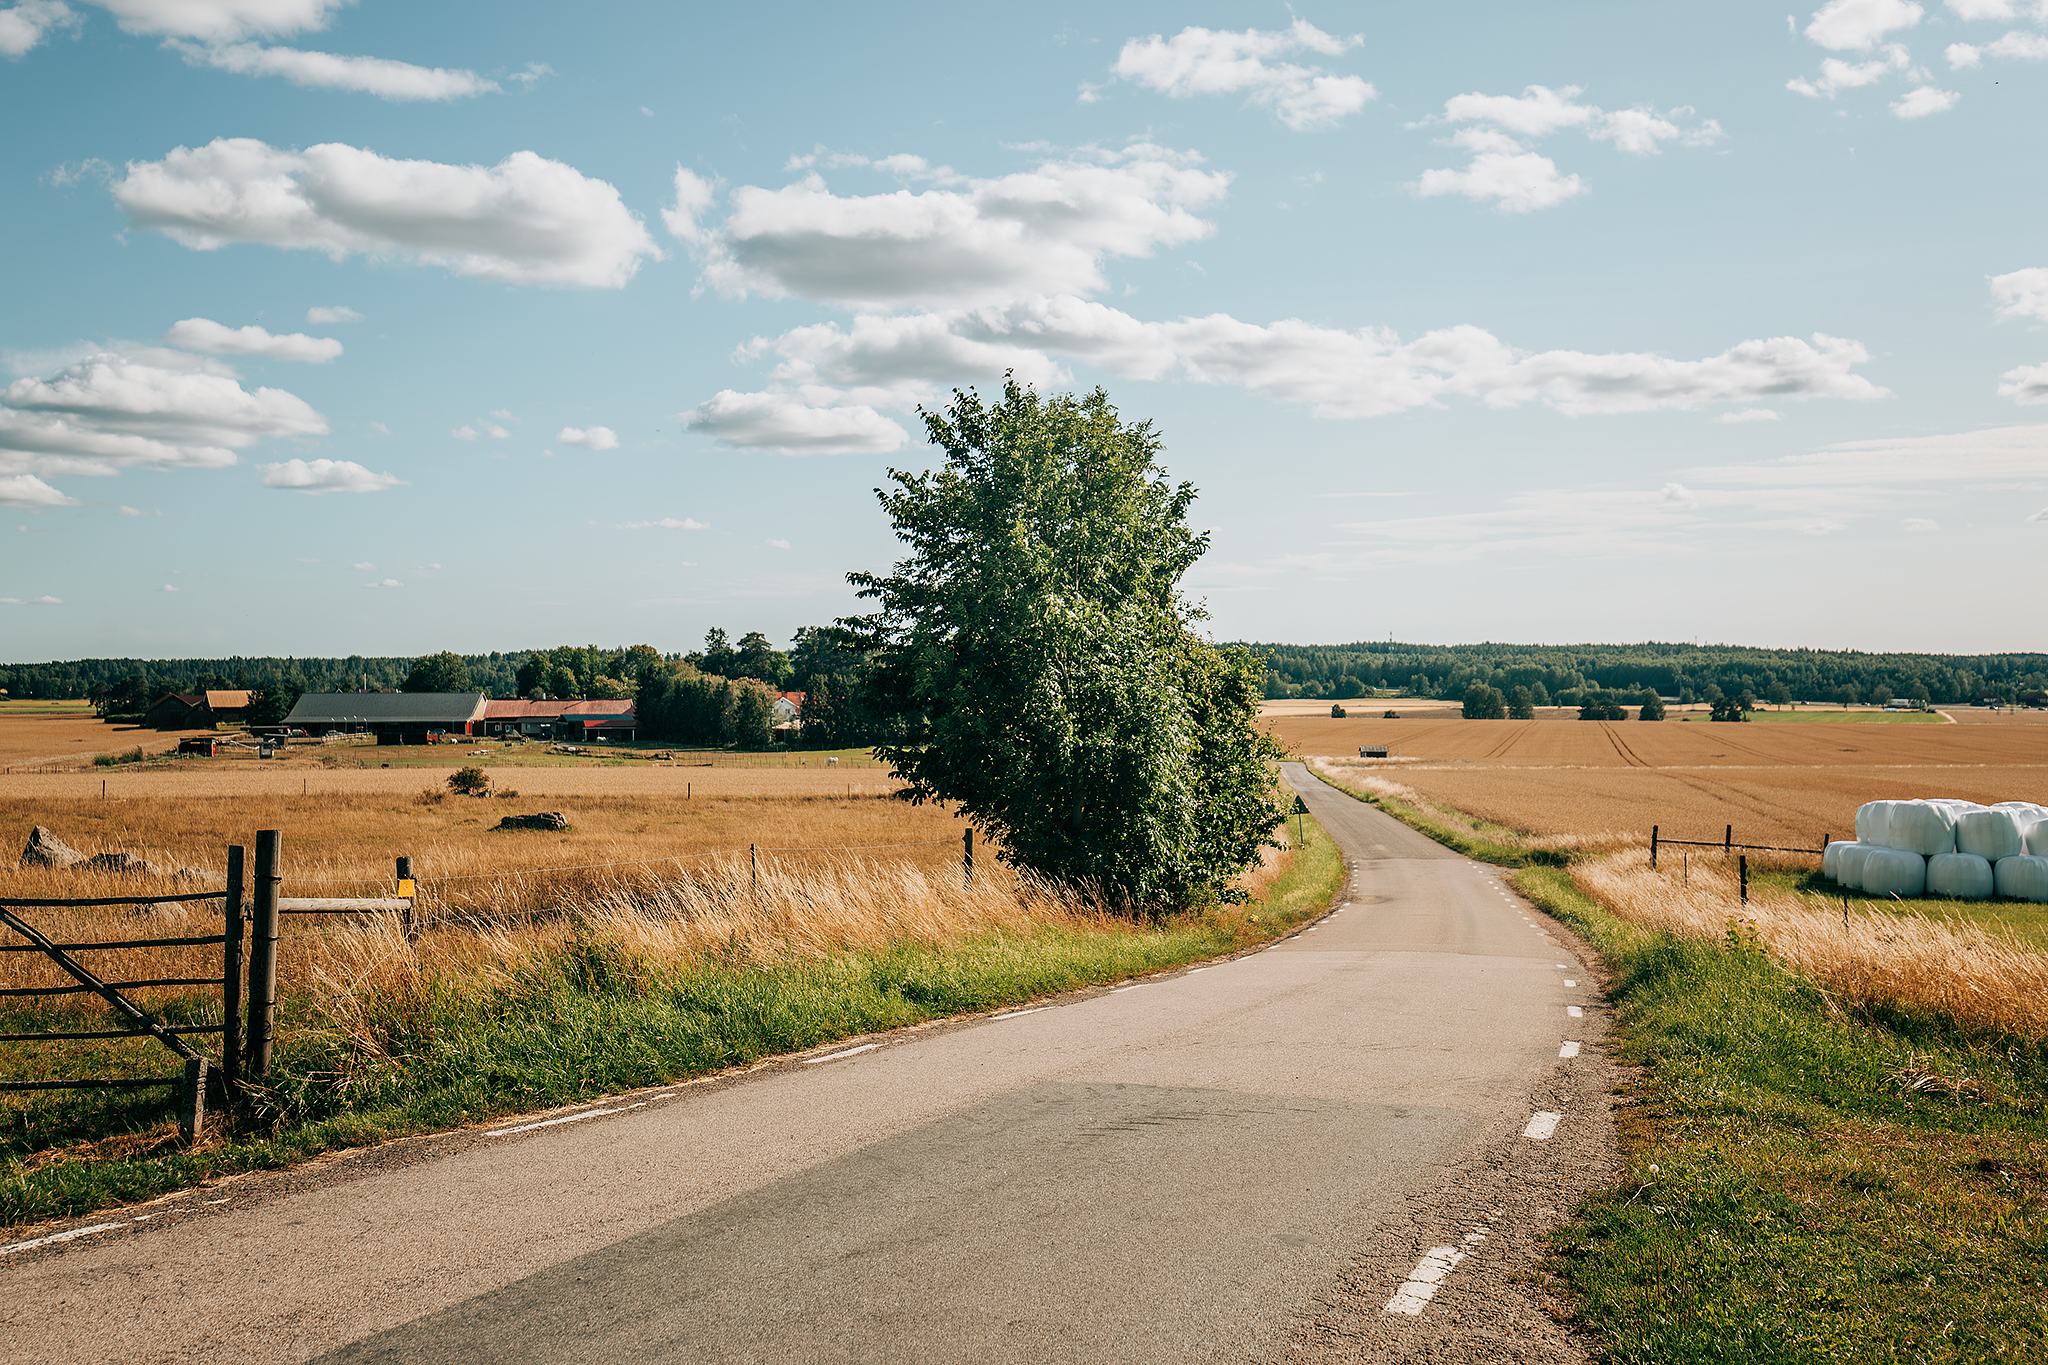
841, 379, 1284, 910
401, 651, 474, 693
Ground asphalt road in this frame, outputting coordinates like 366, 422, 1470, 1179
2, 763, 1608, 1364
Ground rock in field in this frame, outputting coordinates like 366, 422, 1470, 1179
20, 826, 84, 869
494, 812, 570, 832
82, 851, 160, 876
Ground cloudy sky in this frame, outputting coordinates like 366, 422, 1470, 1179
3, 0, 2044, 660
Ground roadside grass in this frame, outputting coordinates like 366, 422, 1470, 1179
1772, 866, 2048, 954
0, 812, 1343, 1231
1518, 865, 2048, 1363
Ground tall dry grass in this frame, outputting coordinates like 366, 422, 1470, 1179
1575, 848, 2048, 1040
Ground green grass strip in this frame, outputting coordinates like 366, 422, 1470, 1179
1299, 762, 1565, 867
0, 815, 1345, 1231
1516, 864, 2048, 1363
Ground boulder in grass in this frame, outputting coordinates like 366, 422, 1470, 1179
20, 825, 84, 869
82, 851, 160, 877
494, 812, 570, 832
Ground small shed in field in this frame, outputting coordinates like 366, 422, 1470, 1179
1359, 744, 1391, 759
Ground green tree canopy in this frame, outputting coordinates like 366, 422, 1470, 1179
401, 651, 473, 693
841, 379, 1284, 909
1463, 683, 1508, 719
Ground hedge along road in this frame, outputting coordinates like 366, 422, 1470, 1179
0, 763, 1607, 1365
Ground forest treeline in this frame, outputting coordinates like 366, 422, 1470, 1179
1249, 641, 2048, 706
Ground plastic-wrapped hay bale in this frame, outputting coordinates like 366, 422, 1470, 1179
1995, 855, 2048, 903
1926, 851, 1994, 900
1822, 839, 1852, 881
1955, 809, 2026, 862
1855, 801, 1886, 844
1860, 847, 1927, 898
1837, 841, 1876, 892
2030, 821, 2048, 857
1882, 801, 1956, 856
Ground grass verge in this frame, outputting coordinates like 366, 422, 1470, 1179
1, 814, 1344, 1232
1518, 864, 2048, 1362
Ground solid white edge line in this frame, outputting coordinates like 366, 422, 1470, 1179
1523, 1111, 1563, 1140
1559, 1041, 1581, 1058
989, 1007, 1049, 1020
800, 1043, 881, 1064
484, 1105, 632, 1136
0, 1222, 124, 1256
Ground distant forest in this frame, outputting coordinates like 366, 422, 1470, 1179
1247, 641, 2048, 706
6, 638, 2046, 714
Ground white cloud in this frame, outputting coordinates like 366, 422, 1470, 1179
259, 457, 402, 493
0, 473, 77, 507
0, 593, 64, 604
172, 40, 496, 100
159, 582, 179, 591
1717, 408, 1783, 422
682, 390, 908, 454
1949, 41, 1984, 65
1991, 267, 2048, 321
0, 1, 80, 57
305, 304, 360, 324
116, 138, 661, 288
415, 561, 442, 569
86, 0, 348, 42
1902, 517, 1941, 531
617, 516, 708, 530
734, 299, 1887, 424
1979, 29, 2048, 60
1803, 0, 1924, 51
1946, 0, 2019, 18
0, 348, 326, 477
665, 144, 1229, 310
350, 560, 373, 569
1787, 46, 1911, 97
451, 422, 509, 440
1109, 19, 1375, 131
2029, 505, 2048, 521
1687, 422, 2048, 486
1998, 361, 2048, 403
162, 316, 342, 361
1413, 143, 1586, 213
1891, 84, 1960, 116
364, 577, 402, 588
1661, 482, 1699, 507
1416, 86, 1720, 212
765, 537, 790, 549
555, 424, 618, 449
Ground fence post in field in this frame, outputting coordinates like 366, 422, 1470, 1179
750, 844, 758, 898
1650, 825, 1659, 870
964, 828, 974, 885
396, 855, 413, 939
1724, 824, 1733, 857
1739, 855, 1749, 905
247, 829, 282, 1080
222, 844, 246, 1098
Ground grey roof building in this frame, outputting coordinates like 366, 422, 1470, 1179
283, 692, 488, 743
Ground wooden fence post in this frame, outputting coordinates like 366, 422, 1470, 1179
1724, 824, 1733, 857
750, 844, 758, 897
221, 844, 245, 1099
1739, 854, 1749, 905
247, 830, 281, 1080
964, 828, 974, 884
1650, 825, 1659, 870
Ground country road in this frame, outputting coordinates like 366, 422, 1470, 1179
1, 763, 1617, 1364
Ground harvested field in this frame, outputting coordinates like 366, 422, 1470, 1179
1270, 705, 2048, 850
0, 700, 174, 769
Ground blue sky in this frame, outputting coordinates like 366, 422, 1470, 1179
2, 0, 2044, 661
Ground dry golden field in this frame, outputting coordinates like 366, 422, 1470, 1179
0, 701, 176, 769
1268, 705, 2048, 848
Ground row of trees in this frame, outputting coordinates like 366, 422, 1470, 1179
1260, 641, 2048, 707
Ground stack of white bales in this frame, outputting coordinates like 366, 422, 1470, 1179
1823, 800, 2048, 901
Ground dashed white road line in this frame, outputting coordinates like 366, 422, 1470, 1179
1559, 1041, 1581, 1058
1566, 1005, 1583, 1018
0, 1222, 124, 1257
1384, 1223, 1489, 1315
1563, 979, 1577, 987
484, 1102, 644, 1135
800, 1043, 881, 1065
1522, 1111, 1562, 1140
